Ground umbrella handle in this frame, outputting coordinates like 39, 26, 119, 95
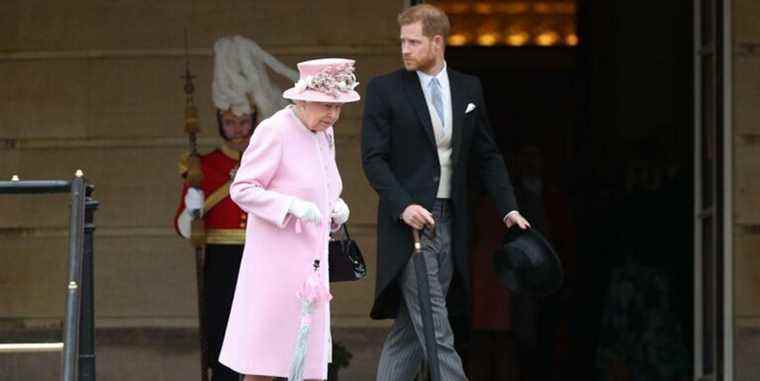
412, 229, 422, 254
412, 221, 436, 255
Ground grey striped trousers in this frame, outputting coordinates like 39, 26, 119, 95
376, 200, 468, 381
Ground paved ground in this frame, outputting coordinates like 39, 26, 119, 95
0, 326, 388, 380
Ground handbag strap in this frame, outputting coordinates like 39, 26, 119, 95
340, 224, 352, 240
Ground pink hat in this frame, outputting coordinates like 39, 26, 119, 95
282, 58, 360, 103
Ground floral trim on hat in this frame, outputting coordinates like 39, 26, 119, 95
292, 63, 359, 98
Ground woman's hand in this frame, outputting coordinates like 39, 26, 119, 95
288, 198, 323, 224
331, 198, 350, 226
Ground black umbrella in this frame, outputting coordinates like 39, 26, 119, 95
412, 228, 442, 381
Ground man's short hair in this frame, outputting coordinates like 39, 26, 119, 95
398, 4, 450, 40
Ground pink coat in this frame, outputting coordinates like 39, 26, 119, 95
219, 106, 342, 379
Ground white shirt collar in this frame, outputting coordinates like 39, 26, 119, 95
416, 61, 449, 91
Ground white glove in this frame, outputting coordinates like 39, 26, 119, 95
330, 198, 350, 226
178, 188, 204, 239
184, 188, 204, 215
288, 198, 323, 224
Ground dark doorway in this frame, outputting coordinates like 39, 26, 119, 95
444, 1, 696, 380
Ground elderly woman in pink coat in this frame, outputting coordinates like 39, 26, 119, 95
219, 58, 360, 381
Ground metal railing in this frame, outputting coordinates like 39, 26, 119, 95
0, 171, 98, 381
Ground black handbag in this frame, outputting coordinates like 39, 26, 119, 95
328, 225, 367, 282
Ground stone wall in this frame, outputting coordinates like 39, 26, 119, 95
733, 0, 760, 378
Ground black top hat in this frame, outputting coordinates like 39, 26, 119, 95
492, 228, 563, 297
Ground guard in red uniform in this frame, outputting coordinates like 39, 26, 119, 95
174, 109, 254, 381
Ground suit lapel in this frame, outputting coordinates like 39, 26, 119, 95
402, 71, 437, 149
448, 69, 466, 163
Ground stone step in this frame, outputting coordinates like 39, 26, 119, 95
0, 326, 387, 380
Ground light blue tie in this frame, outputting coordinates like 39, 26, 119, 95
430, 77, 445, 126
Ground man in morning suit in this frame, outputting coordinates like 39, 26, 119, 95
361, 4, 531, 380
